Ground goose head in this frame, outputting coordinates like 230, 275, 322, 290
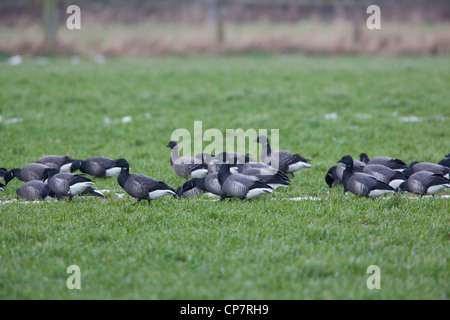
166, 141, 178, 149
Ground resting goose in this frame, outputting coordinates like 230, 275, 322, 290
337, 155, 395, 198
255, 135, 311, 177
37, 155, 78, 173
359, 153, 407, 171
43, 168, 95, 201
70, 156, 121, 178
166, 141, 208, 179
110, 158, 176, 205
397, 171, 450, 196
403, 162, 450, 179
3, 163, 54, 186
217, 163, 273, 200
363, 164, 407, 189
16, 180, 53, 201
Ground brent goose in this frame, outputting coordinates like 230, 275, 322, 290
166, 141, 208, 179
397, 171, 450, 196
363, 164, 407, 189
255, 135, 311, 177
325, 166, 341, 188
110, 158, 176, 205
43, 168, 95, 201
218, 163, 273, 200
37, 155, 78, 173
335, 159, 366, 183
16, 180, 53, 201
359, 153, 407, 171
403, 162, 450, 179
337, 155, 395, 198
177, 177, 208, 198
3, 163, 54, 186
70, 156, 121, 178
0, 167, 7, 181
438, 153, 450, 168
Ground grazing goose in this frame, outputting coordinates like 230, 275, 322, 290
177, 177, 208, 198
16, 180, 53, 201
110, 158, 176, 205
37, 155, 78, 173
176, 185, 204, 198
0, 183, 4, 192
255, 135, 311, 177
166, 141, 208, 179
335, 159, 365, 183
325, 166, 342, 188
70, 156, 121, 178
213, 152, 253, 166
0, 167, 7, 181
437, 153, 450, 168
359, 153, 407, 171
397, 171, 450, 196
238, 167, 290, 189
363, 164, 407, 189
217, 163, 273, 200
337, 155, 395, 198
3, 163, 54, 186
43, 168, 95, 201
403, 162, 450, 179
80, 187, 105, 198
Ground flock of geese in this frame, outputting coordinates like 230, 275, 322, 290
0, 135, 449, 205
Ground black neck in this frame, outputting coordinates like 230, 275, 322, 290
342, 163, 354, 185
13, 169, 23, 181
218, 164, 231, 186
193, 177, 207, 192
117, 167, 129, 188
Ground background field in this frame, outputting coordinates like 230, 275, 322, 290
0, 55, 449, 299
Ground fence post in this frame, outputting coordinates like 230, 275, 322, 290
208, 0, 226, 44
43, 0, 59, 52
352, 2, 362, 43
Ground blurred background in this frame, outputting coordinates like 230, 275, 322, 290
1, 0, 450, 59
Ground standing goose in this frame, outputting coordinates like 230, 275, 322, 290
363, 164, 407, 189
16, 180, 53, 201
255, 135, 311, 177
437, 153, 450, 168
359, 153, 407, 171
37, 155, 78, 173
403, 162, 450, 179
70, 156, 122, 178
3, 163, 54, 186
397, 171, 450, 196
110, 158, 176, 205
43, 168, 95, 201
166, 141, 208, 179
337, 155, 395, 198
218, 163, 273, 200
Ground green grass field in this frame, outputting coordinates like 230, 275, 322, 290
0, 55, 449, 300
